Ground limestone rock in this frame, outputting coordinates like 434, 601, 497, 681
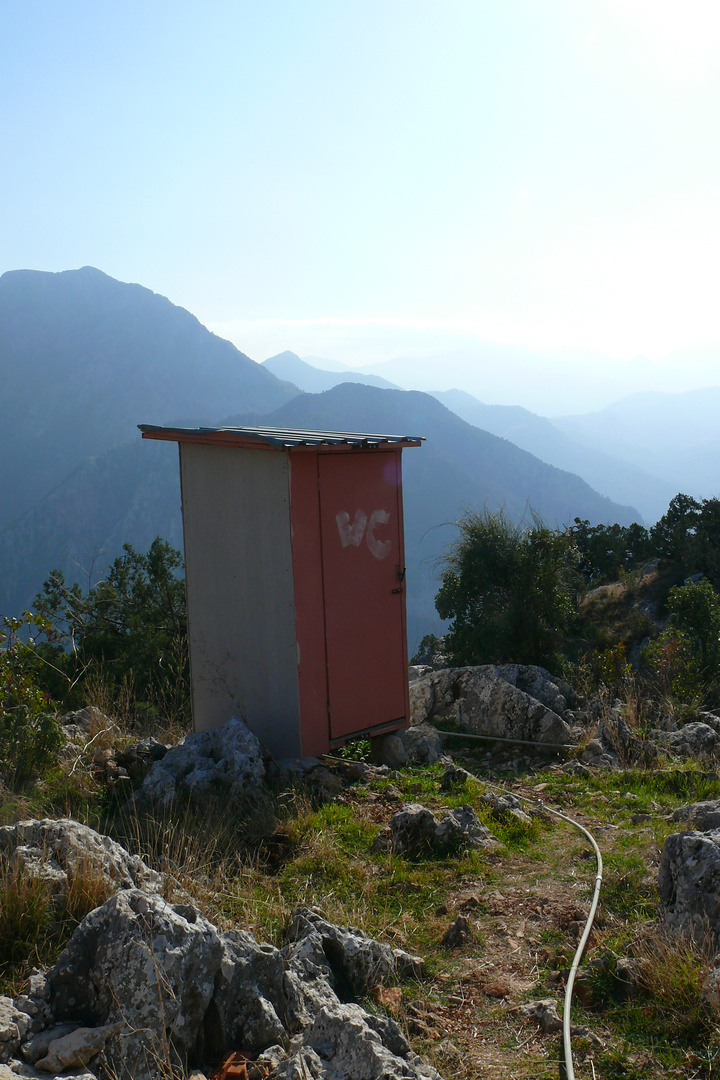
409, 666, 574, 749
370, 734, 408, 768
659, 827, 720, 947
47, 891, 223, 1080
210, 930, 288, 1057
0, 819, 161, 896
399, 724, 444, 765
652, 722, 720, 760
479, 791, 531, 823
21, 1025, 80, 1065
285, 908, 399, 1000
0, 1000, 31, 1065
373, 802, 498, 857
518, 998, 563, 1033
275, 1002, 443, 1080
35, 1022, 122, 1072
136, 717, 265, 807
673, 800, 720, 831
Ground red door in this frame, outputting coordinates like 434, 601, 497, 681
319, 451, 408, 740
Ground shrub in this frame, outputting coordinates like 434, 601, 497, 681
435, 509, 579, 668
0, 613, 62, 785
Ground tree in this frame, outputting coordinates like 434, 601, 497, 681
435, 510, 579, 669
35, 538, 188, 709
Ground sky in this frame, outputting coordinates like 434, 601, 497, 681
3, 0, 720, 404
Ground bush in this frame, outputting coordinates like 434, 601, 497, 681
0, 613, 62, 784
34, 537, 189, 720
435, 509, 579, 668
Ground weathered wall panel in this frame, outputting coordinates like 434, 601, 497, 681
180, 443, 301, 756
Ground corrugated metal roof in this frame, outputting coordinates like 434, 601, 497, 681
139, 424, 424, 448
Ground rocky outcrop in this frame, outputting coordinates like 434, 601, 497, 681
410, 666, 575, 749
35, 892, 434, 1080
135, 717, 266, 808
372, 802, 499, 857
0, 819, 161, 895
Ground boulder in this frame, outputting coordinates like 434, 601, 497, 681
208, 931, 289, 1058
136, 717, 265, 807
373, 802, 498, 857
0, 819, 161, 896
47, 891, 224, 1080
409, 667, 575, 749
659, 828, 720, 947
399, 724, 444, 765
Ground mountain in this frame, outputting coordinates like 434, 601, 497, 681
0, 381, 640, 648
555, 388, 720, 501
431, 389, 675, 522
0, 267, 298, 529
262, 351, 399, 392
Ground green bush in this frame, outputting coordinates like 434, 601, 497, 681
0, 613, 62, 784
34, 537, 189, 719
435, 509, 579, 668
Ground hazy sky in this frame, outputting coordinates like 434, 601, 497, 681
3, 1, 720, 381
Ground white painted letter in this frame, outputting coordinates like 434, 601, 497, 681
336, 509, 367, 547
366, 509, 391, 559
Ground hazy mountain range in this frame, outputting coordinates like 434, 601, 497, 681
0, 267, 648, 647
275, 353, 717, 523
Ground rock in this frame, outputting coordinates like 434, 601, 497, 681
369, 735, 408, 769
441, 916, 472, 948
47, 891, 223, 1080
652, 722, 720, 760
518, 998, 563, 1033
0, 1000, 31, 1065
373, 802, 498, 857
0, 819, 161, 896
673, 799, 720, 831
275, 1002, 443, 1080
35, 1022, 123, 1072
285, 908, 402, 1001
659, 827, 720, 947
59, 707, 114, 748
136, 717, 265, 807
21, 1025, 80, 1065
113, 738, 169, 782
494, 665, 579, 714
408, 666, 432, 682
209, 930, 288, 1057
304, 767, 344, 803
439, 763, 473, 789
0, 1063, 97, 1080
410, 666, 575, 750
399, 724, 444, 765
479, 791, 531, 823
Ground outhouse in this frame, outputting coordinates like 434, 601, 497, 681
139, 425, 423, 758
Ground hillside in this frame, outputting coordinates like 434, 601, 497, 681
0, 267, 297, 529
